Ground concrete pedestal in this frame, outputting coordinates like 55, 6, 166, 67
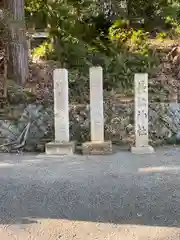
131, 145, 155, 154
45, 141, 76, 155
82, 141, 112, 155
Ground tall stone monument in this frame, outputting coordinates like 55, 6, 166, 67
46, 69, 75, 155
82, 66, 112, 154
131, 73, 154, 154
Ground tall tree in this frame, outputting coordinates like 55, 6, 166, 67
4, 0, 28, 85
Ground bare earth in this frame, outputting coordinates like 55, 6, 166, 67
0, 148, 180, 239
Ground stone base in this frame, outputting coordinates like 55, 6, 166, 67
131, 145, 155, 154
82, 141, 112, 155
45, 141, 76, 155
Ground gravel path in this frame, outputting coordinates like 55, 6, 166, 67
0, 148, 180, 239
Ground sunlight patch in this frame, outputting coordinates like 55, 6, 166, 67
138, 166, 180, 173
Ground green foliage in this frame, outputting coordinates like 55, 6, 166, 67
25, 0, 45, 12
130, 30, 148, 45
25, 0, 47, 29
162, 1, 180, 37
109, 19, 131, 42
156, 32, 168, 39
32, 41, 53, 60
25, 0, 178, 92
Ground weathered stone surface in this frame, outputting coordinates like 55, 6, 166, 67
131, 73, 154, 154
1, 101, 180, 152
134, 73, 149, 147
81, 67, 112, 155
0, 104, 53, 152
89, 67, 104, 142
53, 69, 69, 142
82, 141, 112, 155
131, 145, 155, 154
45, 141, 76, 155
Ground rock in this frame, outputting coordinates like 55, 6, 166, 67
1, 101, 180, 152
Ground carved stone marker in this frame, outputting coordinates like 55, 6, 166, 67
82, 66, 112, 154
131, 73, 154, 154
46, 69, 75, 155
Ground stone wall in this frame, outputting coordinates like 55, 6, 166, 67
70, 102, 180, 147
0, 102, 180, 152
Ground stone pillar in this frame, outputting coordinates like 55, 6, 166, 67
46, 69, 75, 155
131, 73, 154, 154
54, 69, 69, 142
82, 67, 112, 155
90, 66, 104, 142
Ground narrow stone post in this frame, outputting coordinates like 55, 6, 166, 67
131, 73, 154, 154
90, 66, 104, 142
54, 69, 69, 142
82, 66, 112, 155
46, 69, 75, 155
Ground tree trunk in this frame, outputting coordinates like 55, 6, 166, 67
5, 0, 28, 85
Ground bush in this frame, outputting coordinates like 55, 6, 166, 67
29, 7, 159, 95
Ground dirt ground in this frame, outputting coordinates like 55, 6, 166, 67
0, 148, 180, 239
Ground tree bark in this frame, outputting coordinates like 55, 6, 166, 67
5, 0, 28, 85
